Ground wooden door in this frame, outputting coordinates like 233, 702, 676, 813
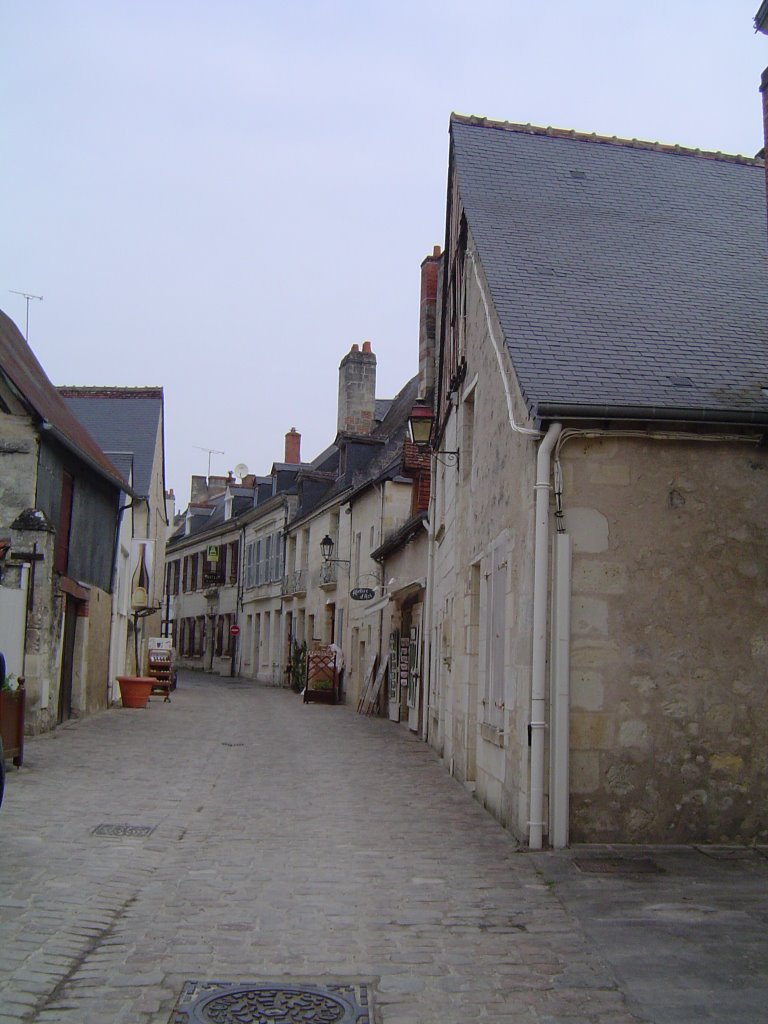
57, 595, 78, 723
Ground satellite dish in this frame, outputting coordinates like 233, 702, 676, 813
234, 463, 249, 480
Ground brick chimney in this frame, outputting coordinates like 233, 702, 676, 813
285, 427, 301, 464
337, 341, 377, 435
419, 245, 441, 398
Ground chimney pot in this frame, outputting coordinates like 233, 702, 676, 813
351, 343, 359, 352
362, 340, 372, 354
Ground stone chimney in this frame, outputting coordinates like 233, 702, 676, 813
337, 341, 377, 435
190, 475, 208, 503
419, 245, 441, 398
285, 427, 301, 464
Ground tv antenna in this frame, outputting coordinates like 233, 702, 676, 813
193, 445, 224, 478
9, 290, 43, 341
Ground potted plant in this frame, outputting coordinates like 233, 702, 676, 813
0, 652, 25, 767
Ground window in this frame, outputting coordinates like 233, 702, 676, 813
462, 386, 475, 486
190, 553, 199, 591
182, 556, 189, 592
273, 533, 283, 581
172, 559, 180, 595
255, 540, 262, 585
265, 536, 272, 583
483, 537, 507, 729
230, 541, 239, 582
246, 543, 255, 588
353, 532, 361, 582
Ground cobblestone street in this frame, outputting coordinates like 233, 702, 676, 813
0, 672, 766, 1024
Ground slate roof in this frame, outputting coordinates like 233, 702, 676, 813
58, 387, 163, 497
0, 309, 129, 491
450, 116, 768, 424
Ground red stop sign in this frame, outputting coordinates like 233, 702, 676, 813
230, 625, 240, 636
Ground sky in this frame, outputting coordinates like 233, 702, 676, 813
3, 1, 768, 505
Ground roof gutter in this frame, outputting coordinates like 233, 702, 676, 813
536, 403, 768, 429
40, 420, 141, 498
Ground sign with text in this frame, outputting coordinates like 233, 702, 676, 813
350, 587, 376, 601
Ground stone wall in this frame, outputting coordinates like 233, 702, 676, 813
428, 240, 540, 840
563, 434, 768, 843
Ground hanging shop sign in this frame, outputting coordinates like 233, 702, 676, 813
350, 587, 376, 601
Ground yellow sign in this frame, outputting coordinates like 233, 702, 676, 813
207, 545, 219, 562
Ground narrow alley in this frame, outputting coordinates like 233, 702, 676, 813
0, 674, 765, 1024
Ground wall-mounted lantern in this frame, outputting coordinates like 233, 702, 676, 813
407, 400, 460, 469
320, 535, 350, 566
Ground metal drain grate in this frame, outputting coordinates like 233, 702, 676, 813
92, 823, 156, 838
170, 980, 372, 1023
221, 742, 244, 747
574, 856, 662, 875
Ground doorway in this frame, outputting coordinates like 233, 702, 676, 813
58, 595, 78, 723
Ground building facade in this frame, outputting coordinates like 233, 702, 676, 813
0, 311, 128, 732
423, 116, 768, 847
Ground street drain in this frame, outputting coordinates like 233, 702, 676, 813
695, 845, 756, 860
222, 742, 244, 747
574, 856, 662, 875
92, 824, 156, 837
170, 980, 372, 1023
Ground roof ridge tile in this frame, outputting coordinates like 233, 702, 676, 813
450, 113, 763, 166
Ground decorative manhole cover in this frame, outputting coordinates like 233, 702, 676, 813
170, 981, 372, 1024
92, 824, 156, 837
574, 856, 662, 875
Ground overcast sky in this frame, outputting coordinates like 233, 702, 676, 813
3, 1, 767, 504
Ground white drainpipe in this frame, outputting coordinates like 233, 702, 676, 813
529, 422, 562, 850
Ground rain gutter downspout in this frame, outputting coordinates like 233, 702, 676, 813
529, 421, 562, 850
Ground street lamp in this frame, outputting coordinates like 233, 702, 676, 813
407, 400, 460, 469
320, 535, 350, 566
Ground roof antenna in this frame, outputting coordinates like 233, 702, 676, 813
9, 290, 43, 341
193, 445, 224, 479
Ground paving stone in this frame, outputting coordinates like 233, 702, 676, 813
0, 671, 765, 1024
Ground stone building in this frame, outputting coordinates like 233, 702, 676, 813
282, 341, 421, 708
58, 387, 167, 690
239, 432, 303, 685
164, 473, 252, 676
0, 311, 129, 732
424, 116, 768, 847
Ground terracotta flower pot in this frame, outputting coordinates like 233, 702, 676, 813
116, 676, 154, 709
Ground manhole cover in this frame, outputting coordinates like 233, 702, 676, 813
574, 856, 662, 875
171, 981, 372, 1023
92, 824, 156, 837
